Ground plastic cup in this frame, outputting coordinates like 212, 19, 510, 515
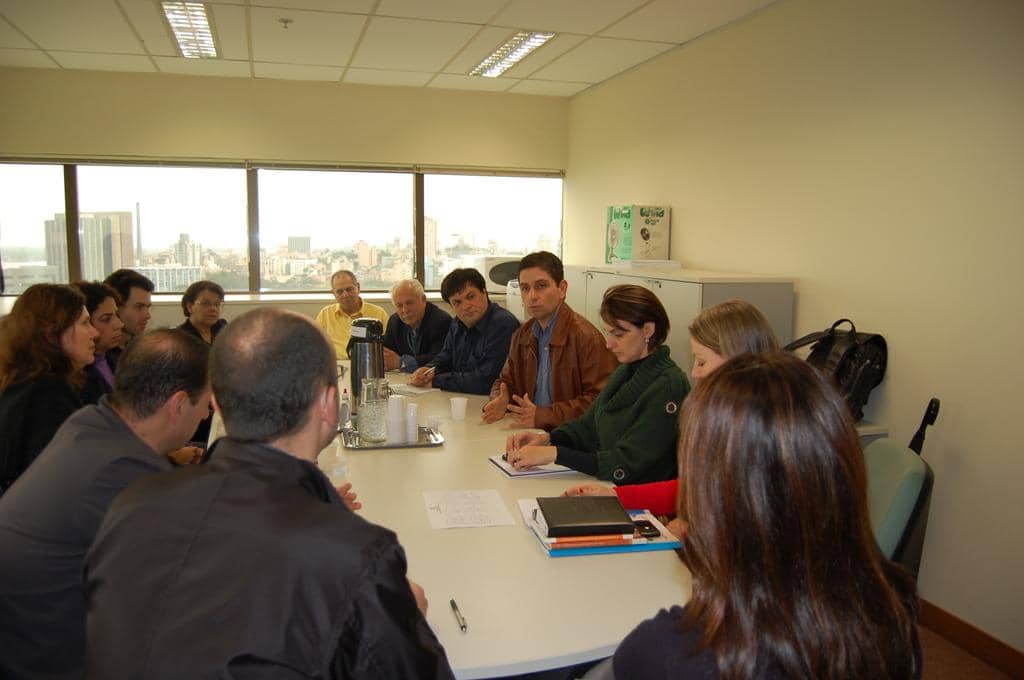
427, 415, 442, 432
450, 397, 468, 421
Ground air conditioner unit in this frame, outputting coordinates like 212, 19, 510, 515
474, 256, 521, 294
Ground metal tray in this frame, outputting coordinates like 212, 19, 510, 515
341, 427, 444, 450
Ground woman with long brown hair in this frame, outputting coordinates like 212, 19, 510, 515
612, 352, 920, 679
0, 284, 98, 494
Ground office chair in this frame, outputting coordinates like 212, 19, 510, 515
864, 437, 934, 581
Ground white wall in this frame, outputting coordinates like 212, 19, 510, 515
565, 0, 1023, 648
0, 67, 567, 169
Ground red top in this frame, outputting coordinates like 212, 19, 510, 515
614, 478, 679, 516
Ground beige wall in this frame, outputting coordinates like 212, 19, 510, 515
566, 0, 1024, 648
0, 67, 567, 170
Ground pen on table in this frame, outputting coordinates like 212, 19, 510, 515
502, 431, 519, 461
450, 598, 468, 632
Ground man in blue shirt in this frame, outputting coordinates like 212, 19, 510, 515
410, 269, 519, 395
382, 279, 452, 373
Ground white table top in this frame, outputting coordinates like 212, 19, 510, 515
210, 369, 692, 678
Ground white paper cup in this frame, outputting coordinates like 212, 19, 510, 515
450, 397, 468, 421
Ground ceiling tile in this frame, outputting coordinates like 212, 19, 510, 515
531, 36, 672, 83
153, 56, 251, 78
427, 73, 517, 92
0, 17, 34, 48
351, 16, 478, 72
343, 67, 431, 87
119, 0, 176, 57
0, 47, 57, 68
501, 32, 586, 78
254, 61, 342, 81
492, 0, 646, 35
252, 7, 364, 66
210, 4, 249, 61
49, 50, 156, 72
601, 0, 774, 43
376, 0, 506, 24
442, 25, 515, 74
0, 0, 143, 53
508, 79, 589, 96
246, 0, 374, 12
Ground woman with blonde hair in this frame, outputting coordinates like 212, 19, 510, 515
564, 299, 778, 516
0, 284, 98, 494
612, 352, 921, 679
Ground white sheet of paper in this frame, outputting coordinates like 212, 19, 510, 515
488, 454, 575, 477
423, 489, 516, 529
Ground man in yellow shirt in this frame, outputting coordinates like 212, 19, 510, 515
315, 270, 388, 359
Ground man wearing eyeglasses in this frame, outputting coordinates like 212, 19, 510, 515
315, 270, 388, 360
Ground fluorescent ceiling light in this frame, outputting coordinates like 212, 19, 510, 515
162, 2, 218, 59
470, 31, 555, 78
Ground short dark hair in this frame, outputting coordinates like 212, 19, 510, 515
104, 269, 154, 302
111, 329, 209, 419
180, 280, 225, 318
72, 281, 121, 314
518, 251, 564, 283
210, 308, 336, 442
600, 284, 670, 349
440, 268, 487, 303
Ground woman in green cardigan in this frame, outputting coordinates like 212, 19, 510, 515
505, 285, 689, 485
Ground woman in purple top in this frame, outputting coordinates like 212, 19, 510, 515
74, 281, 125, 405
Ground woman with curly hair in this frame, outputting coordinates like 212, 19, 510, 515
0, 284, 98, 494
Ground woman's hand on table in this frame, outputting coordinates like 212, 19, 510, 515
562, 483, 616, 498
666, 517, 688, 539
509, 445, 557, 470
408, 579, 428, 616
481, 383, 510, 423
335, 482, 362, 511
505, 430, 549, 453
508, 393, 536, 428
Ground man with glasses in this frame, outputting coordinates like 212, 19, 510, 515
315, 270, 388, 360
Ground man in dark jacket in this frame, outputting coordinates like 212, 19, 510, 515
409, 268, 519, 395
0, 329, 211, 679
85, 308, 454, 680
382, 279, 452, 373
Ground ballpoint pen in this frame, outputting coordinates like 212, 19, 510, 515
449, 598, 468, 632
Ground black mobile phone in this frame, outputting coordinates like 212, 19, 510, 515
633, 520, 660, 539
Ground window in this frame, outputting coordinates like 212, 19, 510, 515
0, 164, 68, 295
257, 169, 414, 292
77, 165, 249, 292
423, 174, 563, 289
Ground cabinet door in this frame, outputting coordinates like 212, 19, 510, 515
583, 271, 621, 330
639, 277, 701, 375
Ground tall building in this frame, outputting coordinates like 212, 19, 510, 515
357, 240, 379, 267
79, 212, 134, 280
174, 233, 202, 266
424, 217, 438, 258
288, 236, 311, 254
44, 213, 69, 282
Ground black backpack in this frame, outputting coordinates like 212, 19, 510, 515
783, 319, 887, 421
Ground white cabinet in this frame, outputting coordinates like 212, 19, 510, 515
581, 266, 794, 378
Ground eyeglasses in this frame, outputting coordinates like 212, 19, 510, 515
194, 300, 222, 308
333, 286, 358, 296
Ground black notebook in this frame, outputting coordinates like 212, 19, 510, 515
535, 496, 634, 538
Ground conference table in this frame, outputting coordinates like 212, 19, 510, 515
208, 366, 692, 679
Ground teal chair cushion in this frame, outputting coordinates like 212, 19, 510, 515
865, 438, 930, 559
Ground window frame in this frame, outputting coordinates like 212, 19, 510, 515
0, 158, 564, 295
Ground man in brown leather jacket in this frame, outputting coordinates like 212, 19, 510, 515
483, 252, 617, 430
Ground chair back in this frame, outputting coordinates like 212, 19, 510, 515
864, 437, 934, 578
